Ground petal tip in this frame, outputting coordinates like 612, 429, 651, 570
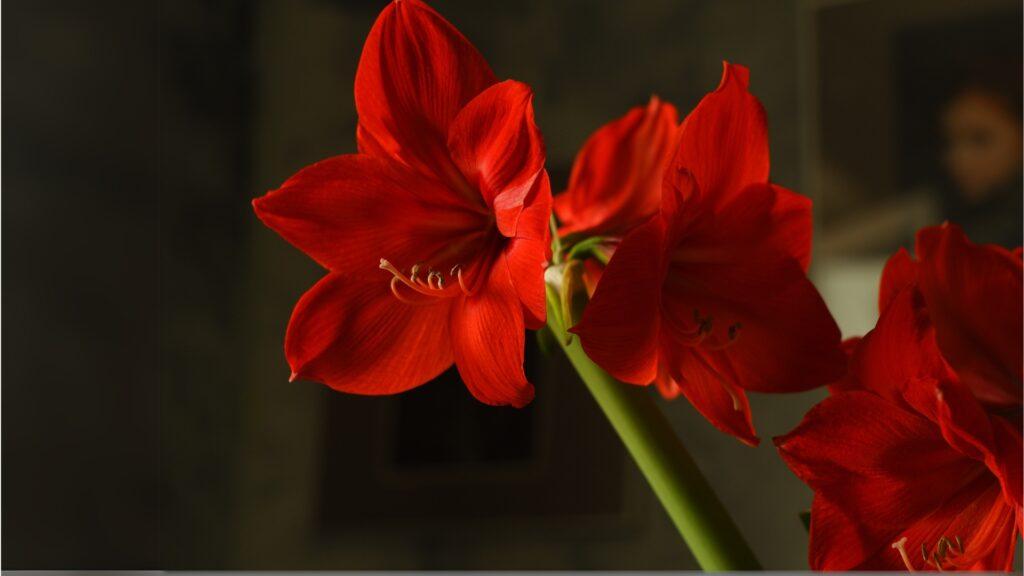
251, 193, 274, 220
511, 384, 536, 408
718, 61, 751, 91
741, 434, 761, 448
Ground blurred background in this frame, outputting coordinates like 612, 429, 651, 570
3, 0, 1021, 569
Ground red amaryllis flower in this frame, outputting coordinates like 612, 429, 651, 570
554, 97, 679, 239
776, 224, 1023, 571
252, 0, 551, 407
552, 97, 678, 298
571, 62, 845, 445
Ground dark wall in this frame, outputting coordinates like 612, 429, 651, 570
3, 1, 162, 567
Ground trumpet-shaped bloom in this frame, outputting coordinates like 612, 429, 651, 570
571, 63, 845, 445
777, 224, 1023, 571
253, 0, 550, 407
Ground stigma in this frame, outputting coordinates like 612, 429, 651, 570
891, 535, 964, 572
380, 258, 472, 304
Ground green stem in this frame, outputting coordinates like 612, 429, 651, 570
565, 235, 606, 261
546, 287, 761, 571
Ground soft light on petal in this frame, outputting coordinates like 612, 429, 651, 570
449, 264, 534, 407
355, 0, 495, 189
447, 80, 545, 224
286, 272, 454, 394
252, 155, 485, 273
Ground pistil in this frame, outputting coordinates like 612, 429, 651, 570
892, 537, 915, 572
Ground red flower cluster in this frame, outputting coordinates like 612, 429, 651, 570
251, 2, 1022, 568
253, 0, 550, 407
777, 224, 1023, 571
567, 64, 845, 445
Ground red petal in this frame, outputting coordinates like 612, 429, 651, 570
555, 97, 679, 237
937, 386, 1024, 514
500, 170, 551, 329
672, 62, 769, 207
916, 223, 1023, 406
252, 155, 485, 272
354, 0, 495, 189
662, 171, 812, 278
356, 123, 389, 158
447, 80, 545, 234
880, 480, 1016, 571
903, 369, 1024, 509
449, 264, 534, 407
580, 257, 604, 297
654, 360, 681, 400
662, 180, 844, 393
879, 247, 918, 313
768, 184, 812, 271
776, 391, 986, 568
665, 346, 758, 445
928, 378, 995, 461
807, 497, 876, 571
508, 168, 553, 242
504, 237, 547, 329
990, 417, 1023, 510
827, 337, 862, 394
571, 217, 665, 384
818, 477, 1017, 571
849, 286, 948, 402
899, 377, 1022, 512
286, 272, 454, 393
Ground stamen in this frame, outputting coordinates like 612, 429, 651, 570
892, 537, 915, 572
451, 265, 473, 295
379, 258, 403, 278
728, 322, 742, 341
663, 307, 742, 351
389, 276, 423, 305
380, 257, 469, 303
428, 271, 442, 290
923, 535, 963, 570
693, 309, 713, 334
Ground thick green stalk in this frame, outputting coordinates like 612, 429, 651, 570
546, 288, 761, 571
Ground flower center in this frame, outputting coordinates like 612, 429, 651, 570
891, 535, 964, 572
379, 258, 473, 305
664, 307, 743, 351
